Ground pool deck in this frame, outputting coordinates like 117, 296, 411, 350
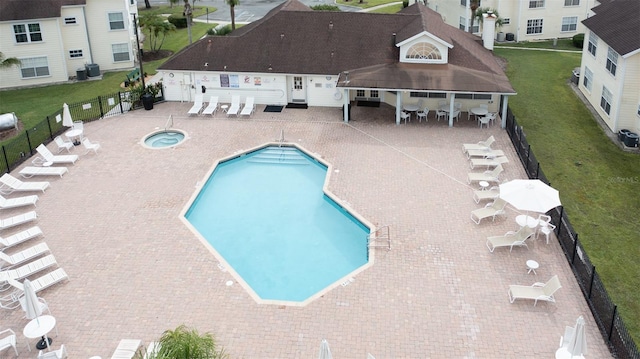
1, 102, 612, 358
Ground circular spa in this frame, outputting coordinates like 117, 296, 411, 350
183, 145, 371, 305
142, 129, 186, 149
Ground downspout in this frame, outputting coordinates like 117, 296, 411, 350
612, 57, 626, 132
343, 89, 349, 123
516, 0, 523, 42
396, 92, 402, 125
55, 15, 69, 80
81, 6, 94, 63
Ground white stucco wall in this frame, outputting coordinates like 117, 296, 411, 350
83, 0, 134, 71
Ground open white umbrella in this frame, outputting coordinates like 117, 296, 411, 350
499, 179, 561, 214
318, 339, 333, 359
62, 103, 73, 128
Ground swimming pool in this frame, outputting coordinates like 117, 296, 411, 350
142, 129, 186, 148
183, 145, 372, 304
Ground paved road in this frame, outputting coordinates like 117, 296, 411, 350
149, 0, 360, 23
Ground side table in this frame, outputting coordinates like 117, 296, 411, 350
526, 260, 539, 275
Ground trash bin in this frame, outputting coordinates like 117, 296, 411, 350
85, 63, 100, 77
76, 68, 87, 81
506, 33, 515, 41
623, 132, 639, 147
618, 129, 630, 142
497, 32, 506, 42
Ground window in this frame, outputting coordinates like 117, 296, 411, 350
529, 0, 544, 8
405, 42, 442, 60
429, 93, 446, 98
410, 92, 428, 98
588, 33, 597, 56
20, 57, 50, 78
64, 17, 77, 24
600, 86, 612, 115
564, 0, 579, 5
108, 12, 125, 30
561, 16, 577, 32
370, 90, 379, 98
502, 18, 511, 25
459, 17, 466, 31
469, 18, 479, 33
460, 0, 466, 6
111, 43, 130, 62
583, 67, 593, 91
456, 94, 492, 100
13, 23, 42, 43
526, 19, 543, 34
69, 49, 83, 58
356, 89, 365, 97
606, 47, 618, 76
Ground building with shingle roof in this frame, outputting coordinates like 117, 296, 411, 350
577, 0, 640, 139
158, 0, 516, 126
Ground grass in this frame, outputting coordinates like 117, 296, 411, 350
495, 38, 581, 52
336, 0, 400, 9
495, 47, 640, 343
369, 3, 403, 13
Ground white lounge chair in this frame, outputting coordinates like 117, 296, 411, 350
0, 254, 57, 284
53, 136, 73, 153
202, 96, 219, 116
469, 156, 509, 169
0, 226, 43, 250
240, 96, 255, 116
0, 242, 50, 269
0, 329, 18, 356
462, 135, 495, 153
6, 268, 68, 294
472, 186, 499, 204
82, 138, 100, 154
111, 339, 142, 359
471, 198, 507, 224
226, 95, 241, 117
19, 166, 68, 178
0, 211, 38, 231
0, 193, 38, 209
467, 164, 503, 184
508, 275, 562, 306
187, 94, 204, 115
34, 144, 79, 165
37, 343, 67, 359
0, 174, 50, 194
466, 148, 505, 159
486, 226, 535, 252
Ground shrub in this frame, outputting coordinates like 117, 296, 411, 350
572, 33, 584, 48
214, 25, 233, 36
207, 27, 216, 35
167, 15, 187, 29
403, 0, 409, 7
311, 4, 341, 11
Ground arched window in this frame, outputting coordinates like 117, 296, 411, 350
406, 42, 442, 60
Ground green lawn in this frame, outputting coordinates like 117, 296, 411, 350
495, 38, 581, 52
336, 0, 400, 9
495, 47, 640, 343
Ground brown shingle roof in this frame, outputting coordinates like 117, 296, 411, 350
159, 0, 514, 94
582, 0, 640, 56
0, 0, 86, 21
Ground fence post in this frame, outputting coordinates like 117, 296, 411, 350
118, 91, 124, 114
98, 96, 104, 118
2, 146, 9, 173
608, 305, 617, 341
571, 234, 579, 264
26, 130, 33, 155
588, 265, 596, 298
535, 162, 540, 179
46, 115, 53, 140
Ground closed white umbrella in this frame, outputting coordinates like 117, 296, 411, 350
567, 316, 588, 357
62, 103, 73, 128
22, 279, 42, 320
318, 339, 333, 359
499, 179, 561, 214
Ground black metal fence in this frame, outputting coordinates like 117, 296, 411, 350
504, 106, 639, 359
0, 88, 163, 174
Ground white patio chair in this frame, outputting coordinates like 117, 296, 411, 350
400, 111, 410, 124
470, 198, 507, 224
478, 115, 491, 128
240, 96, 255, 116
467, 164, 503, 184
436, 109, 447, 121
53, 136, 73, 153
0, 329, 18, 356
37, 343, 67, 359
537, 214, 556, 244
451, 110, 461, 122
486, 226, 535, 252
187, 94, 204, 115
202, 96, 219, 116
82, 138, 100, 154
0, 174, 49, 194
463, 135, 495, 153
417, 107, 429, 123
226, 95, 241, 117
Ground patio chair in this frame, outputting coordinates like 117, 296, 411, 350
202, 96, 219, 116
37, 343, 67, 359
0, 211, 38, 231
469, 156, 509, 169
0, 242, 50, 269
82, 138, 101, 155
0, 193, 38, 209
19, 294, 52, 319
0, 254, 57, 286
467, 164, 503, 184
486, 226, 535, 252
400, 111, 410, 124
470, 198, 507, 224
436, 109, 447, 121
417, 107, 429, 122
451, 109, 461, 122
0, 226, 43, 250
240, 96, 255, 116
53, 136, 73, 153
19, 166, 68, 178
6, 268, 68, 294
508, 275, 562, 306
537, 214, 556, 244
0, 174, 49, 194
478, 115, 490, 128
472, 186, 499, 204
187, 94, 204, 115
462, 135, 495, 153
111, 339, 142, 359
226, 95, 241, 117
34, 144, 79, 165
0, 329, 18, 356
466, 148, 505, 159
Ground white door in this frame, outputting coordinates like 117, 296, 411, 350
289, 76, 306, 103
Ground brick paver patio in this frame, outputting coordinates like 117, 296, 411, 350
1, 102, 612, 358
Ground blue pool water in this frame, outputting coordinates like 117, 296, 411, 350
144, 130, 185, 148
185, 146, 370, 302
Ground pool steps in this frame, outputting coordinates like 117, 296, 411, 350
248, 147, 309, 165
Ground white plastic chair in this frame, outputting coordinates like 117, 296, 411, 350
82, 138, 100, 154
37, 344, 67, 359
53, 136, 73, 153
400, 111, 410, 124
417, 107, 429, 123
537, 214, 556, 244
479, 115, 490, 128
436, 109, 447, 121
0, 328, 18, 356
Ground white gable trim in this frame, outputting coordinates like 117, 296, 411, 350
395, 31, 453, 49
396, 32, 451, 64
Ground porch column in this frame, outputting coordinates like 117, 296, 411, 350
500, 95, 508, 129
343, 89, 349, 123
448, 93, 456, 127
395, 93, 402, 125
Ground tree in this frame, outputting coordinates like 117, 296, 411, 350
141, 325, 228, 359
184, 0, 193, 44
226, 0, 240, 30
468, 0, 480, 33
0, 52, 21, 69
169, 0, 179, 7
139, 13, 176, 52
144, 0, 151, 9
475, 7, 504, 32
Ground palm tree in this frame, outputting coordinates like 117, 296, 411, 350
226, 0, 240, 30
468, 0, 480, 33
475, 7, 504, 32
0, 52, 20, 69
183, 0, 193, 44
145, 325, 228, 359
